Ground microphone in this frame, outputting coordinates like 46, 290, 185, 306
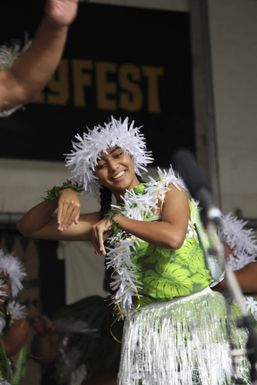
172, 148, 222, 226
172, 148, 224, 279
172, 149, 257, 384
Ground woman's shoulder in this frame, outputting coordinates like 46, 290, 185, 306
146, 166, 186, 190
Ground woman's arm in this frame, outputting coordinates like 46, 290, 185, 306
91, 184, 190, 255
0, 319, 29, 358
213, 262, 257, 294
0, 0, 78, 112
115, 185, 189, 248
17, 189, 100, 241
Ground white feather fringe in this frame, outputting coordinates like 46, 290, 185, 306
8, 300, 27, 321
118, 288, 249, 385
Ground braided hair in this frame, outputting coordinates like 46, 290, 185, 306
99, 175, 145, 219
100, 186, 112, 219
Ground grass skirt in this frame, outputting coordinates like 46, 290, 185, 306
118, 288, 249, 385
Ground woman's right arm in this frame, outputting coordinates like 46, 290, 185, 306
17, 189, 100, 241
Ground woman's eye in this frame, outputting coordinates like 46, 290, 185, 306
96, 163, 106, 170
113, 152, 123, 158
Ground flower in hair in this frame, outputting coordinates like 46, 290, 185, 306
0, 249, 26, 297
65, 116, 153, 198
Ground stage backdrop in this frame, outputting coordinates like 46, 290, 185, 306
0, 1, 194, 167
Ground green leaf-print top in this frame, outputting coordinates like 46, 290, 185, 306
107, 172, 212, 316
125, 183, 211, 307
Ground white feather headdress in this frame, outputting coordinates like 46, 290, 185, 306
65, 116, 153, 198
0, 249, 26, 297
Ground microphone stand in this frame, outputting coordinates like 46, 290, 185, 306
205, 207, 257, 385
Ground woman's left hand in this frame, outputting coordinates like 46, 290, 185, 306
57, 188, 81, 231
89, 218, 112, 256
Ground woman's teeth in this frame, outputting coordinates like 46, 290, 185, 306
113, 171, 125, 179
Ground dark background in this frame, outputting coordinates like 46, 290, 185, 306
0, 1, 194, 321
0, 1, 194, 166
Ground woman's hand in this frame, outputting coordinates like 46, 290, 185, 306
57, 188, 81, 231
89, 217, 112, 256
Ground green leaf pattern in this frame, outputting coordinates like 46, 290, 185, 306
130, 185, 211, 305
109, 181, 212, 309
132, 235, 211, 303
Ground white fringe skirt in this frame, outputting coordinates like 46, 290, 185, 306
118, 288, 248, 385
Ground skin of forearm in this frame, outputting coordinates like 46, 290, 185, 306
9, 17, 68, 103
233, 262, 257, 293
17, 200, 57, 237
214, 262, 257, 294
113, 215, 186, 250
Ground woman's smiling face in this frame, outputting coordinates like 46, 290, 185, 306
94, 146, 140, 197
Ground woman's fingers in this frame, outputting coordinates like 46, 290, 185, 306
91, 228, 102, 255
96, 226, 106, 256
57, 201, 68, 226
89, 219, 111, 256
57, 189, 81, 230
61, 204, 80, 229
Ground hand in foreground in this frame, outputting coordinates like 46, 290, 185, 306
89, 218, 112, 256
45, 0, 79, 27
57, 188, 81, 231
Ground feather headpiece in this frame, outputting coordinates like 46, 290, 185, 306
65, 116, 153, 198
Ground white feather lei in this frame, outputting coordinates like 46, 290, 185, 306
8, 300, 27, 321
0, 301, 27, 334
106, 167, 186, 319
65, 116, 153, 199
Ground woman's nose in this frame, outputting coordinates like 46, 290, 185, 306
107, 158, 118, 171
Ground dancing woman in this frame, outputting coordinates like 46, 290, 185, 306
17, 116, 248, 385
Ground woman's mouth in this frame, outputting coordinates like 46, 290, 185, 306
112, 170, 126, 180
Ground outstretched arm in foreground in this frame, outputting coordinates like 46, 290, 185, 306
0, 0, 79, 112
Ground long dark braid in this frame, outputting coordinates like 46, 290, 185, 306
100, 186, 112, 219
99, 175, 145, 218
99, 186, 113, 293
